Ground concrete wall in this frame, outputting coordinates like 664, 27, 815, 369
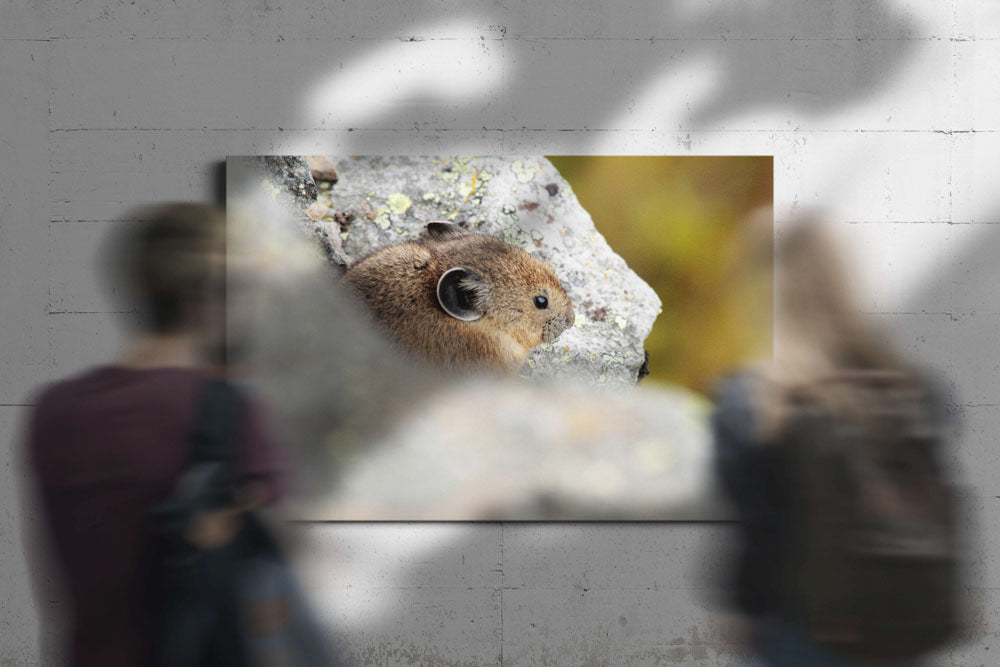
2, 1, 998, 664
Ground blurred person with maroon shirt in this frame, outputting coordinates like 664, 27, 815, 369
23, 204, 285, 666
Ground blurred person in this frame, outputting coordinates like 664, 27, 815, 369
711, 217, 963, 666
22, 204, 288, 666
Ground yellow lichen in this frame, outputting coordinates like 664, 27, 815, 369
387, 192, 412, 215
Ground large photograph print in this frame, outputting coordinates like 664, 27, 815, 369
226, 155, 772, 520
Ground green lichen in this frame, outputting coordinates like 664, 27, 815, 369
615, 316, 628, 329
511, 160, 537, 184
387, 192, 412, 215
451, 156, 473, 175
499, 224, 532, 248
374, 210, 391, 229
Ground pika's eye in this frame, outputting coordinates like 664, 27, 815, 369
534, 295, 548, 309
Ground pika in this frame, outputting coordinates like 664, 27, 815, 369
343, 222, 575, 374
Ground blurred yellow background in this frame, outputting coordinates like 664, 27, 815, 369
548, 156, 773, 394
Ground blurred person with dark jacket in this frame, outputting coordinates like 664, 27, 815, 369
23, 204, 285, 666
712, 217, 962, 666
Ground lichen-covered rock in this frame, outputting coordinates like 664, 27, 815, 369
240, 155, 351, 268
315, 156, 663, 388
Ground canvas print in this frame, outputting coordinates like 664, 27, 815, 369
226, 155, 772, 520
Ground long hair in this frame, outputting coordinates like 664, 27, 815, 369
747, 218, 918, 440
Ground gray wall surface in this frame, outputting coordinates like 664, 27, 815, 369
2, 1, 998, 664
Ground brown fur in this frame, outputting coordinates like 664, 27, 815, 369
342, 223, 575, 374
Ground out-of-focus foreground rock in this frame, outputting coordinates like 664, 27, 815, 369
298, 379, 719, 521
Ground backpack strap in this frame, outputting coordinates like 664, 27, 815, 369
185, 378, 246, 508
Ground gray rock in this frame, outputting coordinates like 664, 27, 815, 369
236, 155, 351, 268
320, 156, 663, 388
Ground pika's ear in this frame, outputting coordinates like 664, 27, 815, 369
426, 221, 470, 240
437, 267, 486, 321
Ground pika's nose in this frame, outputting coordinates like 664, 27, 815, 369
544, 308, 575, 342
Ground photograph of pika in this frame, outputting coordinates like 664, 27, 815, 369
343, 221, 575, 374
226, 154, 773, 520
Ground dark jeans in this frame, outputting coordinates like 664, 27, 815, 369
749, 619, 920, 667
152, 539, 249, 667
